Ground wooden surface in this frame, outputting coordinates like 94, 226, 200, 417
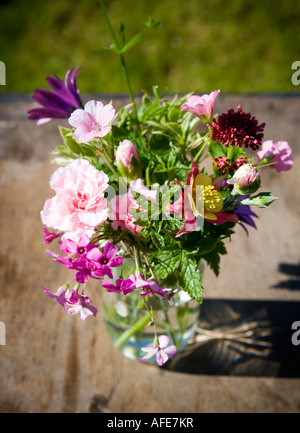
0, 93, 300, 413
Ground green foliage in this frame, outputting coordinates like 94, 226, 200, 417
1, 0, 299, 94
240, 192, 278, 208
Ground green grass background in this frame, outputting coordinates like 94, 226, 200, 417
0, 0, 299, 95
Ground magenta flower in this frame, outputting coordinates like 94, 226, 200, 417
41, 158, 109, 242
64, 290, 98, 320
69, 100, 115, 143
43, 285, 97, 320
86, 242, 124, 279
141, 335, 177, 366
42, 285, 69, 310
180, 90, 220, 122
42, 228, 62, 244
102, 274, 137, 295
138, 278, 171, 300
28, 68, 82, 125
256, 140, 294, 172
59, 233, 92, 257
210, 105, 265, 150
46, 237, 124, 284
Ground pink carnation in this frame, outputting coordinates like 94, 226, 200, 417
110, 179, 156, 235
41, 158, 109, 242
180, 90, 220, 121
69, 100, 115, 143
257, 140, 293, 172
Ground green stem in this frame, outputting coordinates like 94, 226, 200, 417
194, 135, 209, 163
101, 147, 119, 179
114, 311, 154, 349
99, 0, 120, 50
98, 0, 138, 121
120, 53, 138, 119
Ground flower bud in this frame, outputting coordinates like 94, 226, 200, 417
227, 164, 261, 195
115, 139, 142, 180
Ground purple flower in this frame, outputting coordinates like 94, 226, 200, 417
233, 196, 258, 236
256, 140, 294, 172
136, 275, 171, 300
141, 335, 177, 366
102, 275, 137, 295
28, 68, 83, 125
211, 105, 265, 150
86, 242, 124, 279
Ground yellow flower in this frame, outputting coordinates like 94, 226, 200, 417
188, 172, 223, 221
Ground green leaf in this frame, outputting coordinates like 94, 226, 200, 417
178, 252, 203, 302
201, 241, 227, 276
121, 31, 145, 53
240, 192, 278, 208
152, 248, 203, 302
152, 249, 181, 279
151, 230, 165, 250
59, 126, 82, 155
207, 141, 227, 159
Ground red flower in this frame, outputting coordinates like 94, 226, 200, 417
210, 105, 265, 150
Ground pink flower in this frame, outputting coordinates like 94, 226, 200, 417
227, 163, 261, 195
102, 274, 137, 295
64, 290, 97, 320
86, 242, 124, 279
110, 179, 156, 235
141, 335, 177, 366
110, 190, 142, 234
136, 275, 171, 300
116, 139, 140, 169
69, 100, 115, 143
41, 158, 109, 242
256, 140, 294, 172
42, 285, 97, 320
180, 90, 220, 121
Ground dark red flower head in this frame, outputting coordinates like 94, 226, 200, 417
210, 105, 265, 150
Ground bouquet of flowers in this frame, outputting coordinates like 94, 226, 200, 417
28, 1, 293, 367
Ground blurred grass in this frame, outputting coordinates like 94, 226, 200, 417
0, 0, 300, 95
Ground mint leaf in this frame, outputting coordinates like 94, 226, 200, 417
152, 248, 182, 279
178, 251, 203, 302
202, 241, 227, 276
